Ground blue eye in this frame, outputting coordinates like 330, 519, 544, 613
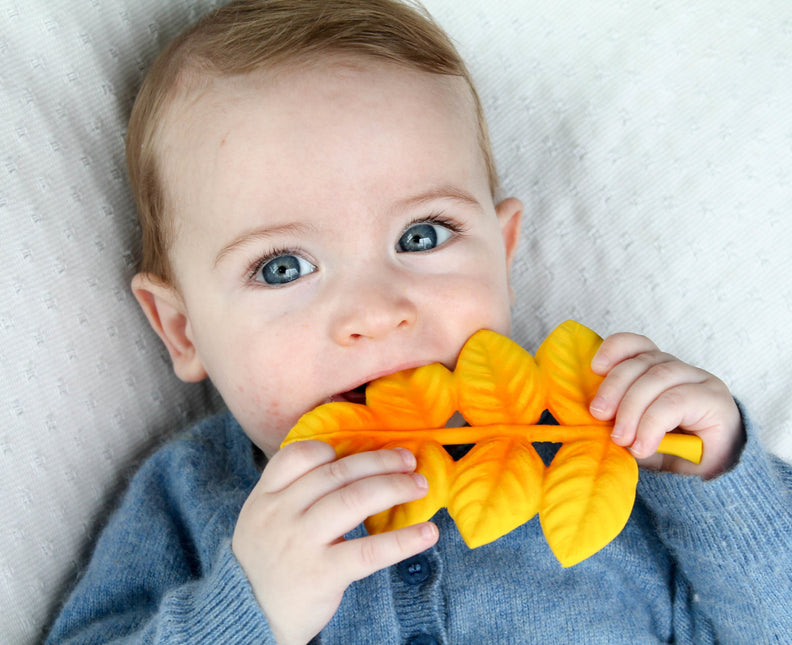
255, 254, 316, 286
397, 222, 453, 253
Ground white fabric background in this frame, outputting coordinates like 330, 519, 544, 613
2, 1, 791, 642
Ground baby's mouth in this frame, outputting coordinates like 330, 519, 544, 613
325, 358, 444, 407
329, 383, 368, 405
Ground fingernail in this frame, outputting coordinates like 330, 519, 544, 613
630, 440, 643, 458
394, 447, 416, 469
412, 473, 428, 489
611, 424, 623, 440
421, 522, 438, 541
590, 396, 608, 415
591, 354, 608, 374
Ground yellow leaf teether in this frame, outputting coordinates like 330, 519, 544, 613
281, 320, 703, 566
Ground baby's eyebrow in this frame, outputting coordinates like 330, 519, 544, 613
214, 222, 314, 267
395, 185, 483, 211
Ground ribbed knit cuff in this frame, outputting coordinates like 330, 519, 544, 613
158, 540, 276, 644
637, 404, 792, 566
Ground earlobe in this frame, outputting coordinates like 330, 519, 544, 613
495, 196, 523, 268
131, 274, 208, 383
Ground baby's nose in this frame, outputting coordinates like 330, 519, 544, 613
328, 275, 418, 346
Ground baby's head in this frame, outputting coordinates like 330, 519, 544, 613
127, 0, 500, 286
128, 0, 523, 455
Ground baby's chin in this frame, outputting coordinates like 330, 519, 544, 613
241, 415, 305, 459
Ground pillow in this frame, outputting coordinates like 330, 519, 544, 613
2, 1, 790, 642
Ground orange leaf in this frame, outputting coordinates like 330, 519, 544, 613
281, 320, 702, 566
365, 363, 456, 429
285, 402, 378, 449
455, 330, 547, 426
449, 438, 544, 548
540, 439, 638, 567
364, 440, 452, 535
535, 320, 607, 426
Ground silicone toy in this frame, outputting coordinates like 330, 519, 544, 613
281, 320, 703, 567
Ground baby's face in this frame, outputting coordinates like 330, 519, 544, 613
158, 57, 522, 456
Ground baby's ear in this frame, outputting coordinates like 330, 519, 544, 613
131, 274, 208, 383
496, 196, 523, 268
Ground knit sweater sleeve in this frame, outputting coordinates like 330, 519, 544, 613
46, 415, 277, 644
637, 404, 792, 642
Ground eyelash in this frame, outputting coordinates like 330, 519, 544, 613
245, 246, 309, 284
402, 213, 469, 240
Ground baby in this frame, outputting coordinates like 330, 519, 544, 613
48, 1, 791, 643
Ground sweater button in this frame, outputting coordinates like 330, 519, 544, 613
397, 554, 432, 585
406, 633, 439, 645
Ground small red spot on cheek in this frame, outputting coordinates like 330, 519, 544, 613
267, 400, 281, 414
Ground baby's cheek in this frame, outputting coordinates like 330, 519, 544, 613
222, 380, 294, 448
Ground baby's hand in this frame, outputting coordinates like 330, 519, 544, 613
588, 332, 745, 479
232, 441, 438, 645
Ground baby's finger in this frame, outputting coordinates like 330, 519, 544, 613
332, 521, 439, 586
286, 447, 417, 507
590, 349, 677, 423
610, 361, 707, 448
307, 470, 429, 543
259, 440, 338, 493
628, 384, 699, 459
590, 332, 659, 375
632, 379, 739, 469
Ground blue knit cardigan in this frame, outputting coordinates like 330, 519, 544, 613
47, 408, 792, 644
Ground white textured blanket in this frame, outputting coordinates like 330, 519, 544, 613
2, 1, 790, 642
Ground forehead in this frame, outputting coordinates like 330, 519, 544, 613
156, 56, 487, 246
161, 55, 478, 161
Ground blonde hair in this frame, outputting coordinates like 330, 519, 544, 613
126, 0, 499, 284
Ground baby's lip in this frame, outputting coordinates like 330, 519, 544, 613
327, 361, 433, 405
329, 383, 368, 405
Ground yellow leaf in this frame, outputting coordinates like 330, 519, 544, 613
540, 439, 638, 567
280, 320, 702, 566
456, 330, 547, 426
325, 433, 389, 459
364, 440, 452, 535
365, 363, 456, 429
449, 438, 545, 548
286, 402, 378, 446
535, 320, 607, 426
